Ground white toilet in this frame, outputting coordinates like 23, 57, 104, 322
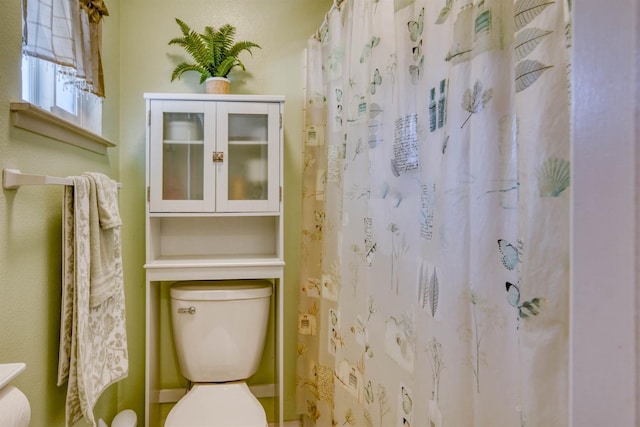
165, 280, 273, 427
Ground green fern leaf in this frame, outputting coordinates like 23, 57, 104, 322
216, 57, 240, 78
170, 62, 206, 82
175, 18, 191, 36
228, 40, 261, 58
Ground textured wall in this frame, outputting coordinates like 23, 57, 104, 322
0, 1, 121, 426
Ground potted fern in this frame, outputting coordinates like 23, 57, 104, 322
168, 18, 261, 94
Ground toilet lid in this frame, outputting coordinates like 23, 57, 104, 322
165, 382, 267, 427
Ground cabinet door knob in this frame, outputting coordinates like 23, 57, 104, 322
212, 152, 224, 162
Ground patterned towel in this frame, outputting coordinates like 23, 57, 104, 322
85, 173, 122, 307
57, 174, 128, 427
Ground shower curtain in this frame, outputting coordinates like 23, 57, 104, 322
297, 0, 571, 425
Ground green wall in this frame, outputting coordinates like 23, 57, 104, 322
0, 0, 330, 425
0, 0, 121, 426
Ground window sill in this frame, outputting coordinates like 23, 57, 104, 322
10, 102, 116, 155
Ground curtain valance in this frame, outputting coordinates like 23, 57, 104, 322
22, 0, 108, 97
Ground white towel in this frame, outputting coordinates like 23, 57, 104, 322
84, 173, 122, 307
57, 174, 128, 427
83, 172, 121, 229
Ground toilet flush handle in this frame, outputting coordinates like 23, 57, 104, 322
177, 306, 196, 315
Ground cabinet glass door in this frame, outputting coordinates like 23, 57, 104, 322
162, 112, 204, 201
149, 100, 215, 212
217, 102, 280, 212
227, 113, 268, 201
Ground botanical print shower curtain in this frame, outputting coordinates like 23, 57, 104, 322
298, 0, 571, 425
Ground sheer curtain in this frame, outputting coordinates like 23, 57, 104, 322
298, 0, 571, 425
23, 0, 109, 97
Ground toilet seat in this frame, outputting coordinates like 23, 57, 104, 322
164, 382, 267, 427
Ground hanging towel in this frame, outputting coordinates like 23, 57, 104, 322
57, 173, 128, 427
85, 172, 122, 307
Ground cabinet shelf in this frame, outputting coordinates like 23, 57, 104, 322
146, 215, 281, 263
145, 256, 285, 281
148, 211, 280, 218
163, 139, 204, 145
146, 254, 285, 266
229, 139, 268, 145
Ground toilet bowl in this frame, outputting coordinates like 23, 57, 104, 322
164, 383, 266, 427
98, 409, 137, 427
166, 280, 272, 427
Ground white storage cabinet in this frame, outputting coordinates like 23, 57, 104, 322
143, 93, 285, 427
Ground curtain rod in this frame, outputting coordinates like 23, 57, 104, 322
2, 169, 122, 190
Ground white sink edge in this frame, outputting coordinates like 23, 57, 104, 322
0, 363, 26, 389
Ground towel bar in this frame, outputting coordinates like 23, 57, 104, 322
2, 169, 121, 190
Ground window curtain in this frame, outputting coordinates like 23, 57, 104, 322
298, 0, 571, 425
22, 0, 109, 97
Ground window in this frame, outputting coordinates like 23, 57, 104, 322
21, 55, 103, 135
21, 0, 109, 136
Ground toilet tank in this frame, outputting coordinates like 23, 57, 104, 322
169, 280, 272, 383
